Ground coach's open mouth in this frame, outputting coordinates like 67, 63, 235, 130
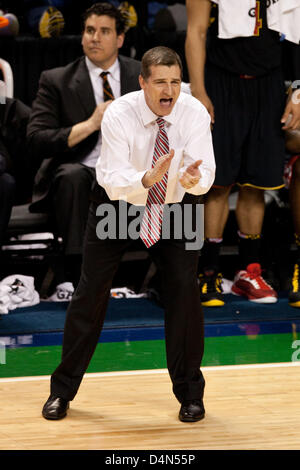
160, 98, 173, 109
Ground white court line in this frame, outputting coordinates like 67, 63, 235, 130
0, 361, 300, 383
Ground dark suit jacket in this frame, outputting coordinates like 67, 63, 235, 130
0, 97, 33, 203
0, 97, 31, 171
27, 54, 141, 209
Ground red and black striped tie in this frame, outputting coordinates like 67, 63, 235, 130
100, 71, 114, 102
140, 118, 169, 248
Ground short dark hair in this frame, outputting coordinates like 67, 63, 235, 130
82, 2, 126, 36
141, 46, 183, 80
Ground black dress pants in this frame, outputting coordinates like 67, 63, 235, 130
50, 200, 205, 404
0, 172, 16, 246
52, 163, 95, 255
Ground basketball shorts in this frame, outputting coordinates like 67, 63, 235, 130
205, 64, 286, 189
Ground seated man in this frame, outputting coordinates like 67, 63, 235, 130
0, 97, 32, 275
27, 2, 141, 299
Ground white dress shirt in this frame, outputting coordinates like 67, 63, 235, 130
96, 89, 216, 205
80, 56, 121, 167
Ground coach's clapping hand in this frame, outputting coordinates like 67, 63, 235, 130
142, 149, 175, 188
179, 160, 202, 189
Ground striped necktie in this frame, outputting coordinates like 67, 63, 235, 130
140, 118, 169, 248
100, 71, 114, 101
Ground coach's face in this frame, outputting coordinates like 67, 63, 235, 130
82, 14, 124, 69
139, 64, 181, 117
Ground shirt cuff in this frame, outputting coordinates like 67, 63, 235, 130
99, 170, 149, 202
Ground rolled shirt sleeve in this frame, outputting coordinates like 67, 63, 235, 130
96, 109, 149, 202
179, 106, 216, 196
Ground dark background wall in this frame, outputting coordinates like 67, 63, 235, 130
0, 0, 299, 106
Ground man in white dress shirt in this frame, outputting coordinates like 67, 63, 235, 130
27, 3, 141, 298
42, 46, 216, 423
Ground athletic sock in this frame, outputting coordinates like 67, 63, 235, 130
295, 233, 300, 263
237, 230, 261, 270
199, 237, 223, 273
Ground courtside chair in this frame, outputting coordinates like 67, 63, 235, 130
0, 57, 13, 98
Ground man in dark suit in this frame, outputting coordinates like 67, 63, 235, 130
0, 97, 32, 263
27, 2, 141, 298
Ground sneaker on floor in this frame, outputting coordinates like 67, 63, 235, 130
198, 269, 224, 307
289, 263, 300, 308
47, 282, 74, 302
231, 263, 277, 303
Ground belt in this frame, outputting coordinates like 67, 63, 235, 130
239, 74, 256, 79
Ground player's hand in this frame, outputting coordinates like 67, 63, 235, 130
194, 92, 215, 124
281, 89, 300, 131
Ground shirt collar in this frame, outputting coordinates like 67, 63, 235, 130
138, 90, 178, 128
85, 56, 120, 82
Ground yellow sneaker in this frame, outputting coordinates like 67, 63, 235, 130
289, 263, 300, 308
198, 270, 225, 307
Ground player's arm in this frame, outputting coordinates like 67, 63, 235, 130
185, 0, 214, 122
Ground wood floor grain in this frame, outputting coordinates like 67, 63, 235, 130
0, 363, 300, 450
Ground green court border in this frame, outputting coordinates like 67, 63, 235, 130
1, 333, 299, 378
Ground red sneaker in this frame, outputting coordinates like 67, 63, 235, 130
231, 263, 277, 303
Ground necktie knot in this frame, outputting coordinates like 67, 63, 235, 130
156, 118, 166, 130
100, 71, 109, 79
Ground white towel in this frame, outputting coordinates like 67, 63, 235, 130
212, 0, 300, 44
0, 275, 40, 314
110, 287, 148, 299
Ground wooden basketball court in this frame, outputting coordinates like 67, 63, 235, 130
1, 362, 300, 450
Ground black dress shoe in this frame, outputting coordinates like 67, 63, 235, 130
42, 395, 69, 420
179, 400, 205, 422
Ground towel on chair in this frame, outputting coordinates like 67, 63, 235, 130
0, 275, 40, 314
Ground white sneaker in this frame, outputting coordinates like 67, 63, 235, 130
47, 282, 74, 302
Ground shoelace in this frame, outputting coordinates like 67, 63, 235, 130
244, 265, 273, 290
246, 266, 262, 279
